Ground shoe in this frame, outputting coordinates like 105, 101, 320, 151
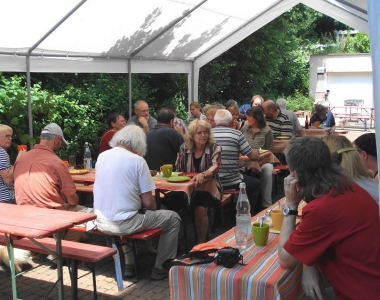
151, 267, 169, 280
124, 264, 136, 278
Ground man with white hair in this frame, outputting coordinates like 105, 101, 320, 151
212, 109, 262, 214
276, 98, 302, 137
127, 100, 157, 133
94, 125, 181, 280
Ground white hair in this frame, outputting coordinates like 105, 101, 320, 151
276, 98, 287, 109
109, 125, 147, 156
214, 109, 232, 126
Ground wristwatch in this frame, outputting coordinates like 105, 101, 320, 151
202, 172, 207, 178
282, 206, 298, 216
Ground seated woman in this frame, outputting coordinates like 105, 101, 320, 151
189, 102, 206, 122
161, 120, 222, 244
309, 101, 336, 134
227, 106, 242, 130
240, 107, 274, 208
0, 124, 26, 204
324, 134, 378, 204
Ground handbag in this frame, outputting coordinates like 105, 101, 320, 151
163, 246, 245, 269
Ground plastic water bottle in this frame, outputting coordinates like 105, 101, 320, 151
236, 182, 252, 245
84, 142, 92, 170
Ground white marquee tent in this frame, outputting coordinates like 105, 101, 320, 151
0, 0, 379, 157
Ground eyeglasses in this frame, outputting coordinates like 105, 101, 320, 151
0, 134, 13, 139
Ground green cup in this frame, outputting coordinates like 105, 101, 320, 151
160, 164, 173, 178
252, 223, 269, 246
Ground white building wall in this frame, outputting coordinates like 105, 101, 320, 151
309, 54, 373, 109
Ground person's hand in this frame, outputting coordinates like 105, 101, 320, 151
232, 119, 240, 129
302, 265, 325, 300
138, 116, 148, 128
284, 172, 303, 207
192, 173, 204, 187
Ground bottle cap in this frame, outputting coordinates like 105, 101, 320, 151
239, 182, 246, 188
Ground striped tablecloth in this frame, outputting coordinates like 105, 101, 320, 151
169, 200, 307, 300
239, 151, 280, 173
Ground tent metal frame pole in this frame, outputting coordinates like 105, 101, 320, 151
130, 0, 207, 57
24, 0, 87, 139
128, 59, 132, 119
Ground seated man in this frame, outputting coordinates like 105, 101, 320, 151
262, 100, 292, 138
212, 109, 262, 214
144, 108, 184, 171
94, 125, 181, 280
14, 123, 88, 242
278, 136, 380, 299
276, 98, 302, 137
354, 133, 378, 183
127, 100, 157, 133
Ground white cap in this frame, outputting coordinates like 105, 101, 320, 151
41, 123, 68, 145
239, 182, 246, 188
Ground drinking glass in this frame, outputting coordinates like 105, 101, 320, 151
68, 155, 76, 170
234, 227, 248, 250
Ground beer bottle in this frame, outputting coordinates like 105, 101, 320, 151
305, 115, 309, 129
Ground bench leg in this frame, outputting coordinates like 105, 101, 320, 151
90, 263, 98, 300
106, 236, 126, 291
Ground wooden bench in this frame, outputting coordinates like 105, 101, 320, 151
0, 233, 116, 300
70, 226, 163, 290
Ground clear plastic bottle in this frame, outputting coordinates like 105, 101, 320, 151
236, 182, 252, 244
84, 142, 92, 170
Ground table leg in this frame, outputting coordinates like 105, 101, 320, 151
5, 234, 18, 300
54, 232, 64, 300
155, 188, 161, 210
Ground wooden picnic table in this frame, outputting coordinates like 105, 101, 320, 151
239, 150, 280, 172
0, 203, 96, 300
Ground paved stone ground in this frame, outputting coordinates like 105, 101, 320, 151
0, 125, 373, 299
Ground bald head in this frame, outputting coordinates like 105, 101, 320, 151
262, 100, 277, 119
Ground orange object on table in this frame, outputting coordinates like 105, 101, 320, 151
17, 144, 27, 152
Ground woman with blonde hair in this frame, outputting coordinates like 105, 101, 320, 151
323, 134, 378, 203
227, 106, 242, 130
0, 124, 26, 204
161, 119, 222, 243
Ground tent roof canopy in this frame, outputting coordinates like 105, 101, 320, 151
0, 0, 369, 73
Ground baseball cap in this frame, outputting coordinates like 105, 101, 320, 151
354, 133, 377, 157
41, 123, 68, 145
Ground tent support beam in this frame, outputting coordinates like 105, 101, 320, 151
128, 59, 132, 119
130, 0, 208, 57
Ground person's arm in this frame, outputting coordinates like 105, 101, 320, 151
0, 150, 27, 185
141, 191, 156, 211
193, 144, 222, 187
278, 173, 304, 269
138, 117, 150, 133
265, 129, 275, 150
302, 264, 325, 300
247, 148, 260, 161
65, 193, 79, 206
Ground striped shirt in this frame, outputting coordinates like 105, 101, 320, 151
173, 117, 187, 133
212, 126, 253, 186
265, 110, 293, 137
0, 147, 15, 204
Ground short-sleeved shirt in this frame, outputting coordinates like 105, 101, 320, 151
284, 183, 380, 299
99, 129, 115, 153
14, 144, 76, 208
144, 125, 184, 171
127, 115, 157, 130
265, 110, 293, 137
94, 147, 156, 221
0, 147, 15, 204
282, 108, 302, 137
212, 126, 253, 186
239, 103, 251, 116
310, 110, 336, 128
240, 124, 274, 149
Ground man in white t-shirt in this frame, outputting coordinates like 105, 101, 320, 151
94, 125, 181, 280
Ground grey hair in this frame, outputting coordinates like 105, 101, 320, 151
40, 133, 57, 140
276, 98, 287, 109
0, 124, 12, 134
134, 100, 148, 110
214, 109, 232, 126
109, 125, 147, 156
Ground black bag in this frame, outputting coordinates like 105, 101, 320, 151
163, 246, 245, 269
